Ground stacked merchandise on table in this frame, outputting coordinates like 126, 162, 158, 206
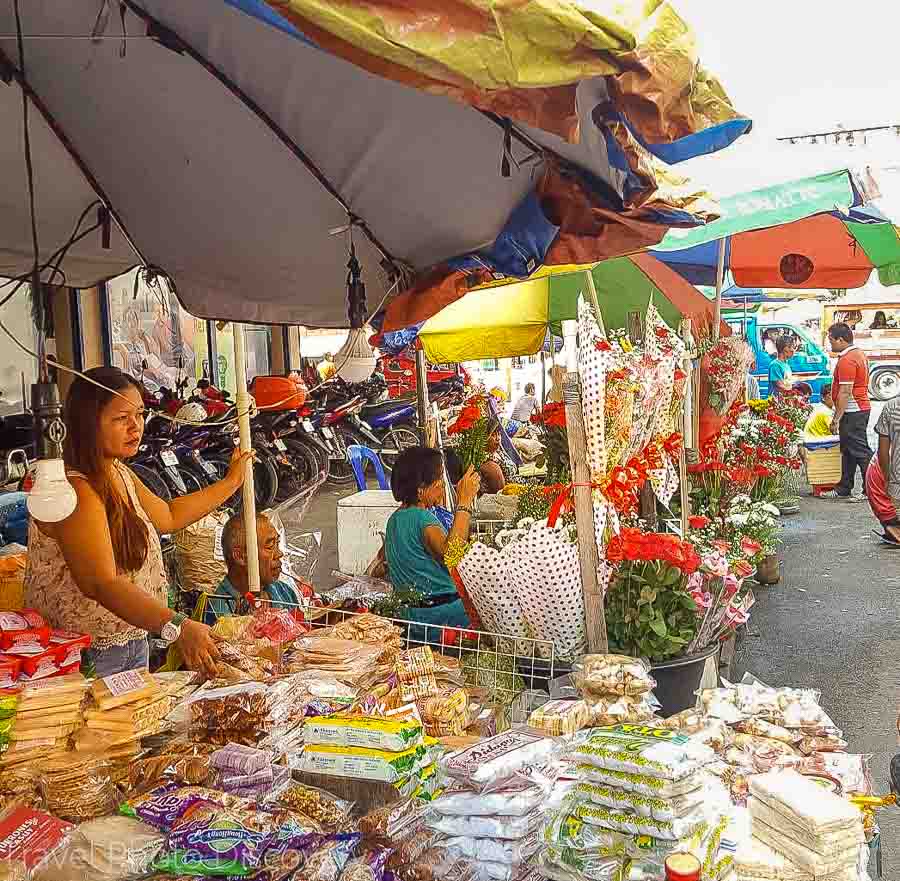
548, 723, 734, 881
295, 710, 437, 803
426, 729, 560, 881
185, 675, 309, 750
570, 655, 661, 728
0, 610, 91, 685
733, 770, 864, 881
3, 674, 90, 762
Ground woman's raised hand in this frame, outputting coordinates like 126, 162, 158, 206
457, 465, 481, 506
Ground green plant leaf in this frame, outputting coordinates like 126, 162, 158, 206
648, 616, 668, 637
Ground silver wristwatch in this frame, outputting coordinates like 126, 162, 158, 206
161, 612, 187, 645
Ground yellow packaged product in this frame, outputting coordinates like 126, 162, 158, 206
528, 699, 591, 736
304, 715, 424, 752
298, 741, 431, 784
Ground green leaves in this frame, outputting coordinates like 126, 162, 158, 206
605, 560, 699, 662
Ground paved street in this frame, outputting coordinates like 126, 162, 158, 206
735, 493, 899, 875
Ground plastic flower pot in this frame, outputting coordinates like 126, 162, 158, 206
755, 554, 781, 585
649, 642, 720, 717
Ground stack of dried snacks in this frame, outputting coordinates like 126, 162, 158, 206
417, 728, 561, 881
743, 770, 864, 880
38, 752, 119, 822
210, 742, 290, 799
185, 677, 303, 748
396, 647, 439, 703
5, 673, 90, 763
284, 637, 390, 685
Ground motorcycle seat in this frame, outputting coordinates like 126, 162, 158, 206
361, 400, 414, 417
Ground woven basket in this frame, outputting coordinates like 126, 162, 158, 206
0, 554, 26, 610
805, 445, 842, 487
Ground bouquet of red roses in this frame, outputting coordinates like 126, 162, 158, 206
604, 527, 702, 661
531, 401, 570, 482
447, 394, 491, 470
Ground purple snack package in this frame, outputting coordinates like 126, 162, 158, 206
222, 765, 275, 791
212, 743, 273, 775
167, 799, 283, 870
122, 785, 250, 832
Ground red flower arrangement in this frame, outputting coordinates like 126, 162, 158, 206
531, 402, 570, 482
447, 394, 492, 470
531, 401, 566, 428
606, 527, 701, 574
448, 396, 485, 435
602, 433, 683, 514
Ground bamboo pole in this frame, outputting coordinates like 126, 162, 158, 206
564, 268, 609, 653
712, 238, 726, 341
232, 322, 261, 595
679, 319, 694, 538
414, 346, 430, 445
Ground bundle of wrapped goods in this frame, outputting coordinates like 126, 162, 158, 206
419, 687, 474, 738
0, 609, 50, 654
284, 636, 391, 685
389, 728, 561, 881
6, 673, 91, 761
0, 804, 74, 878
295, 712, 438, 803
128, 740, 219, 795
325, 613, 405, 658
550, 724, 733, 881
209, 742, 291, 800
528, 699, 592, 737
571, 655, 661, 726
37, 751, 120, 822
31, 815, 166, 881
396, 646, 439, 702
744, 770, 864, 879
185, 677, 304, 748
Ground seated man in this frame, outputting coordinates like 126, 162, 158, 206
803, 383, 835, 438
204, 512, 301, 625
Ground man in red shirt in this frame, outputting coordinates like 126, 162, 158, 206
825, 322, 872, 500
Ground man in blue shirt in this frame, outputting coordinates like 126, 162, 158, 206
204, 512, 301, 625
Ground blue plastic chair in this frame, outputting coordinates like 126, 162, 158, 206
347, 444, 389, 491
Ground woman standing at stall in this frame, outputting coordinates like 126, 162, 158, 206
24, 367, 252, 677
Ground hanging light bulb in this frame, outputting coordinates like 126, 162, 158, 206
27, 459, 77, 522
27, 381, 76, 523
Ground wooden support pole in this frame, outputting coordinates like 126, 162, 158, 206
563, 274, 609, 654
679, 319, 694, 538
712, 238, 726, 342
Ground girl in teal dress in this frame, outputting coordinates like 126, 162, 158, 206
384, 447, 480, 639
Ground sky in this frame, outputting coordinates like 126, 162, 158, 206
673, 0, 900, 198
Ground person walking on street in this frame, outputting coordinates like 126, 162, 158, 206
510, 383, 538, 423
768, 336, 796, 396
823, 322, 872, 500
